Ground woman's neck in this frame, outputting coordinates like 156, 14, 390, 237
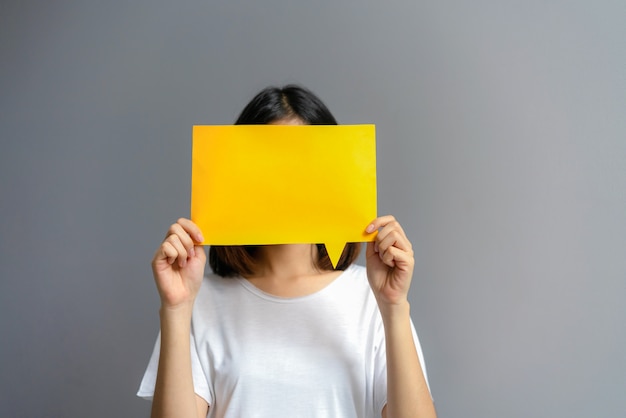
244, 244, 342, 298
253, 244, 320, 280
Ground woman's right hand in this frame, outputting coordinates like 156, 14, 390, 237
151, 218, 206, 310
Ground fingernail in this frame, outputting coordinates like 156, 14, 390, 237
190, 247, 195, 258
366, 224, 375, 233
196, 233, 204, 242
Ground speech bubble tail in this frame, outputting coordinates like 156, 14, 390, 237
324, 242, 346, 269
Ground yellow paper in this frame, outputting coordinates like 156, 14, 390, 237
191, 125, 377, 267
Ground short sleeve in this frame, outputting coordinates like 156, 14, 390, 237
372, 318, 432, 414
136, 331, 212, 405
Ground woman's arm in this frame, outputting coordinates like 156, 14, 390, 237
366, 216, 437, 418
150, 219, 209, 418
379, 302, 435, 418
152, 306, 209, 418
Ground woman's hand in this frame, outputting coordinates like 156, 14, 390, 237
365, 215, 415, 311
151, 218, 206, 310
366, 216, 437, 418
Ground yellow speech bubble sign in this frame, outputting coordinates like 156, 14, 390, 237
191, 125, 377, 268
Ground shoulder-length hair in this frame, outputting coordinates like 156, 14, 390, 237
208, 85, 361, 277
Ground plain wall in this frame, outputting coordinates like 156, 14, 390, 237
1, 1, 624, 417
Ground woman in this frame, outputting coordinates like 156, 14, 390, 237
138, 85, 436, 418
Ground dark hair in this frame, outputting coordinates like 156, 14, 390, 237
234, 85, 338, 125
209, 85, 361, 277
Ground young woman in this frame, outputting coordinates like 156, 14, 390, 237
138, 85, 437, 418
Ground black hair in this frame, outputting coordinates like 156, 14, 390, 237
235, 85, 338, 125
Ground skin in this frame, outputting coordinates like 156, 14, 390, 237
365, 216, 437, 418
150, 216, 436, 418
150, 115, 436, 418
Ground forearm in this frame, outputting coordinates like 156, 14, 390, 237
382, 302, 436, 418
151, 305, 199, 418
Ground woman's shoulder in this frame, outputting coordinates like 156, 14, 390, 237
331, 264, 375, 298
193, 271, 247, 317
342, 263, 368, 281
200, 270, 242, 292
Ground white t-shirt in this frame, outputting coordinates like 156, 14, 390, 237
137, 264, 429, 418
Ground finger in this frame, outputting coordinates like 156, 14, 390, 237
366, 216, 410, 245
377, 220, 409, 242
365, 215, 396, 234
377, 228, 412, 254
380, 245, 414, 270
176, 218, 204, 243
160, 241, 178, 265
153, 241, 178, 266
380, 244, 396, 268
165, 234, 188, 268
168, 223, 196, 258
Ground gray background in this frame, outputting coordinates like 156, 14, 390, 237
1, 1, 624, 417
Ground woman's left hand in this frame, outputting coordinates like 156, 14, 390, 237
365, 215, 415, 310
